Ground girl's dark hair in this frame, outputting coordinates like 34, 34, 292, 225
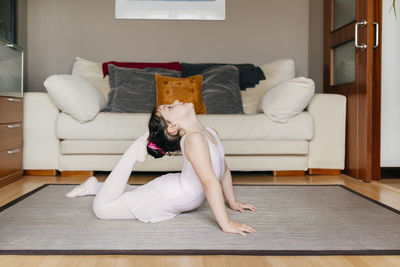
147, 106, 181, 158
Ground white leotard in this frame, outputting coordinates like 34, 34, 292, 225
123, 127, 225, 223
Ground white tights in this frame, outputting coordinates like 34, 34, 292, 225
64, 137, 149, 220
90, 139, 144, 220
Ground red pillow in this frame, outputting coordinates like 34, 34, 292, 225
102, 61, 182, 78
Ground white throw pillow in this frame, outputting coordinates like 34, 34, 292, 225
241, 59, 295, 114
71, 56, 110, 107
44, 74, 106, 123
260, 76, 315, 123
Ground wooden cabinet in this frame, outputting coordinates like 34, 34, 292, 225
0, 96, 23, 188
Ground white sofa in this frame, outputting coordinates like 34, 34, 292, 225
22, 58, 346, 173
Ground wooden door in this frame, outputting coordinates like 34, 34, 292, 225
323, 0, 382, 182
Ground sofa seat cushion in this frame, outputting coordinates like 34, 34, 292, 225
56, 112, 313, 140
60, 140, 309, 155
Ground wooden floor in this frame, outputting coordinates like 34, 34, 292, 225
1, 172, 400, 267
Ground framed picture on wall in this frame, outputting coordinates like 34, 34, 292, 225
115, 0, 225, 20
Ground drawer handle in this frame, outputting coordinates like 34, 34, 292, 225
8, 149, 20, 154
6, 98, 21, 103
7, 124, 21, 128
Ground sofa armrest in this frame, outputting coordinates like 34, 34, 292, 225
23, 92, 60, 170
306, 93, 346, 170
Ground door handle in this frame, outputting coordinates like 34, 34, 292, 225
373, 22, 379, 48
6, 98, 21, 102
8, 149, 20, 154
7, 124, 21, 128
355, 20, 367, 50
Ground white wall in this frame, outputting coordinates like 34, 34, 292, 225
381, 0, 400, 167
24, 0, 310, 92
308, 0, 323, 93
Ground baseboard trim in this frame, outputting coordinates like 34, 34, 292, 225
308, 168, 341, 175
273, 170, 306, 176
60, 171, 94, 177
381, 167, 400, 178
0, 170, 24, 188
24, 170, 58, 176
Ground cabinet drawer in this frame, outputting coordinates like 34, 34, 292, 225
0, 96, 23, 123
0, 123, 23, 151
0, 147, 22, 178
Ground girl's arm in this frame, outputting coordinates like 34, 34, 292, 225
185, 131, 257, 236
184, 132, 230, 229
211, 128, 236, 208
210, 128, 257, 213
220, 160, 237, 207
209, 128, 237, 207
221, 159, 257, 212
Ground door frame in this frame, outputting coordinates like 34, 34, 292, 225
323, 0, 382, 182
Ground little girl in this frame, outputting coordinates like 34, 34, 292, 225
66, 100, 256, 236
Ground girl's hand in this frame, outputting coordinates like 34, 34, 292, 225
229, 201, 257, 212
221, 220, 256, 236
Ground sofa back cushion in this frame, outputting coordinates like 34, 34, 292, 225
107, 65, 181, 113
155, 74, 206, 114
71, 57, 110, 104
201, 65, 244, 114
241, 59, 296, 114
44, 74, 106, 123
260, 77, 315, 123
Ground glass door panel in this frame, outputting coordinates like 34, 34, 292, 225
0, 38, 23, 97
333, 0, 356, 30
333, 40, 355, 85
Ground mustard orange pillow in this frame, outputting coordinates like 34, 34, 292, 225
155, 74, 207, 114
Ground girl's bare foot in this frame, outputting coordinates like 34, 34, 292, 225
65, 176, 100, 197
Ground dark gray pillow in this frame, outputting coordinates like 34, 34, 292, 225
104, 65, 181, 113
201, 65, 244, 114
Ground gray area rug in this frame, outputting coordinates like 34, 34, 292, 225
0, 184, 400, 255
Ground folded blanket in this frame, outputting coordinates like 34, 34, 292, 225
102, 61, 182, 78
181, 63, 266, 91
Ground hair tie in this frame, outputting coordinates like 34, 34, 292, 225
148, 141, 166, 154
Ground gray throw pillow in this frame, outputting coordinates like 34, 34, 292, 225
105, 65, 181, 113
201, 65, 244, 114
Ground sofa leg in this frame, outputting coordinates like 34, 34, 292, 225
24, 170, 58, 176
60, 171, 95, 177
308, 168, 341, 175
273, 170, 306, 176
